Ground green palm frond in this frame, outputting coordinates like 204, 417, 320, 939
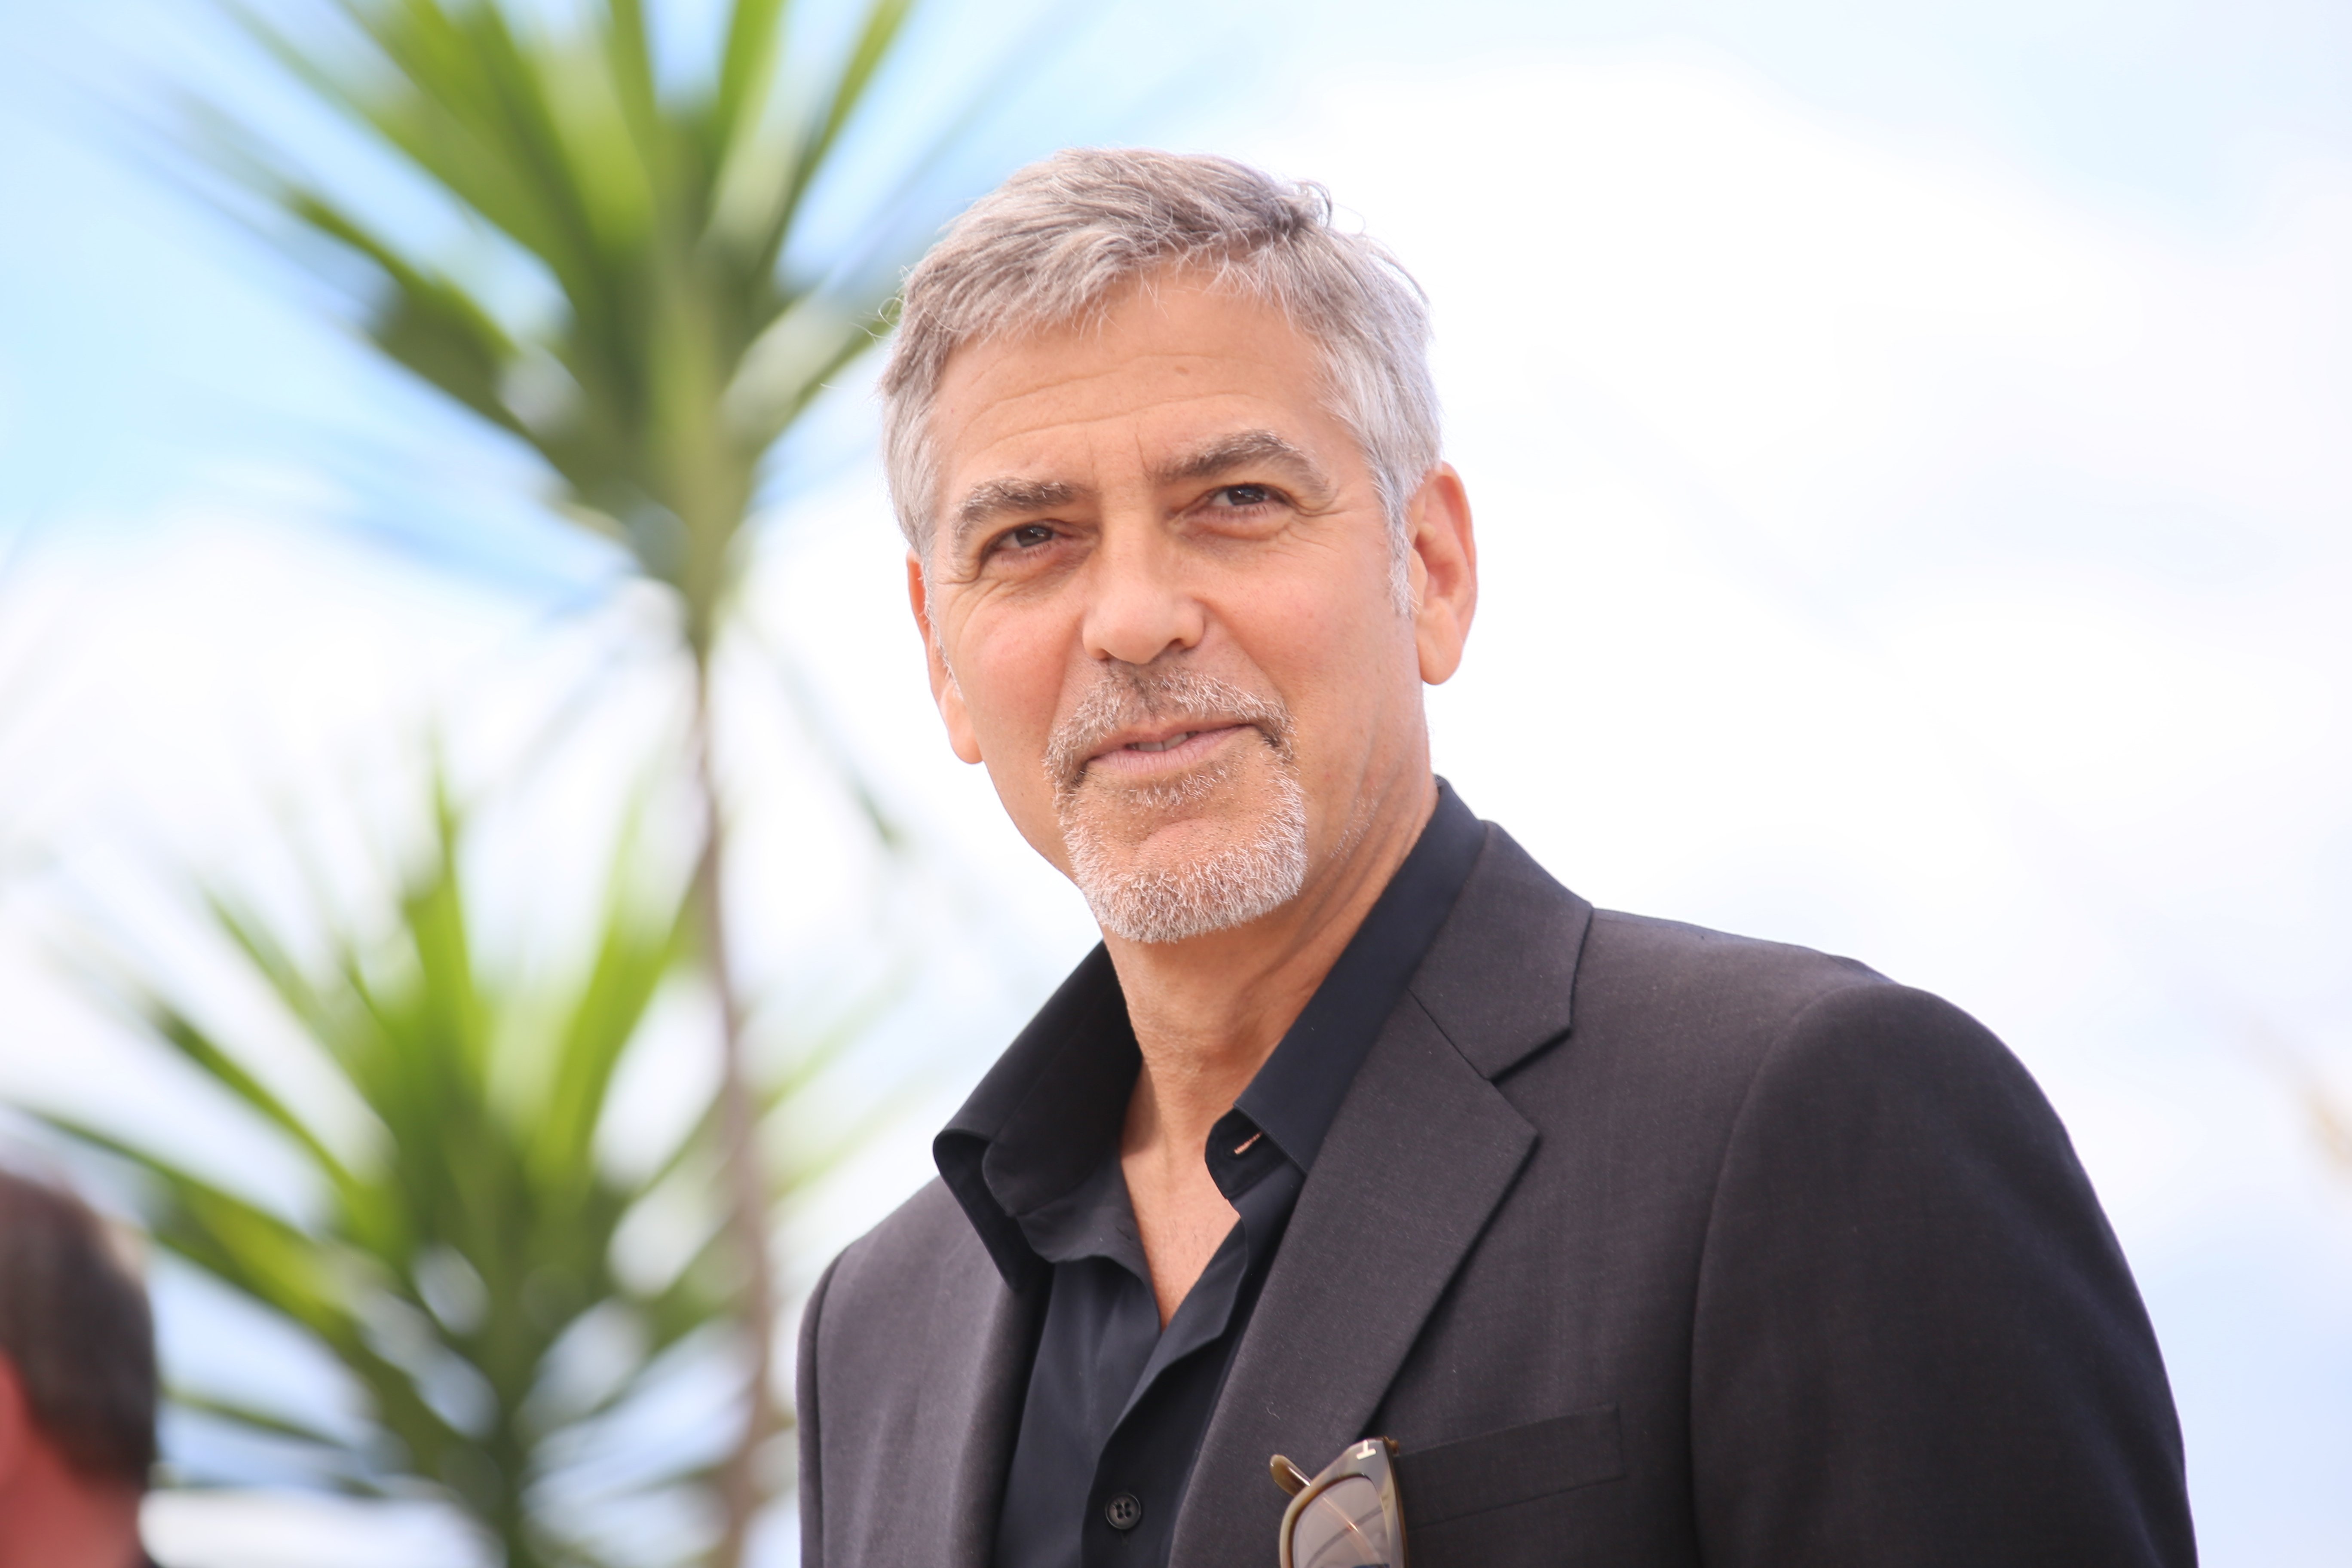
204, 0, 925, 653
133, 4, 979, 1559
37, 786, 817, 1568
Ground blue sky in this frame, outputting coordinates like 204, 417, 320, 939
3, 2, 2349, 1565
2, 0, 2344, 547
5, 0, 2347, 541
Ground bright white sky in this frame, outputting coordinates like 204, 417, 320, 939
2, 2, 2349, 1565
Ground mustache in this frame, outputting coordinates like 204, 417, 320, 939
1044, 665, 1295, 791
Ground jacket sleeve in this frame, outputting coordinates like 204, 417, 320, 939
797, 1251, 845, 1568
1688, 981, 2196, 1567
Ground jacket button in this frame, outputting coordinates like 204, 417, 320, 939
1104, 1492, 1144, 1531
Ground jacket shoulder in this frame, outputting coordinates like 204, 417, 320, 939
1568, 907, 1894, 1064
1417, 825, 1891, 1085
1470, 898, 1981, 1161
1574, 910, 2048, 1106
1586, 905, 1886, 998
819, 1176, 994, 1327
1545, 908, 2063, 1195
799, 1178, 1006, 1488
800, 1180, 1036, 1568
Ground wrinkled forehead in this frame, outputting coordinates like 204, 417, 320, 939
922, 279, 1353, 534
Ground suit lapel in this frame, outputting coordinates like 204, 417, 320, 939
1411, 823, 1590, 1079
1169, 826, 1592, 1566
1170, 996, 1534, 1564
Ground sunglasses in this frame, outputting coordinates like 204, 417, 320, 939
1269, 1436, 1407, 1568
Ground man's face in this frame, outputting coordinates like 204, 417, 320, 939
910, 271, 1469, 942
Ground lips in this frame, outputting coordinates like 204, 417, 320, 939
1043, 668, 1296, 793
1098, 722, 1241, 760
1082, 722, 1252, 775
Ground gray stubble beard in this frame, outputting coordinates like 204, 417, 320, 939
1047, 667, 1310, 945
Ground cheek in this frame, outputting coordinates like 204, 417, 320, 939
1232, 546, 1419, 742
954, 603, 1072, 755
954, 610, 1083, 867
1257, 537, 1407, 661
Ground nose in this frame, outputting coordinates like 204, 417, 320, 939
1080, 522, 1204, 667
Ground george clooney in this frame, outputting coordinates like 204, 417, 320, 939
796, 148, 2196, 1568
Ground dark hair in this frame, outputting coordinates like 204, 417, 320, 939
0, 1169, 157, 1487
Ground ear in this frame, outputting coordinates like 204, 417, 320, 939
1405, 464, 1478, 684
907, 551, 984, 764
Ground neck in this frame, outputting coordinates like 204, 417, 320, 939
0, 1460, 143, 1568
1107, 767, 1439, 1167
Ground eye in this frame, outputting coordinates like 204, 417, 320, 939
1213, 483, 1277, 508
987, 522, 1059, 556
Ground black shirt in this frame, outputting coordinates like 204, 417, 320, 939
934, 782, 1486, 1568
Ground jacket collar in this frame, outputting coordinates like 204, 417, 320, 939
1169, 824, 1594, 1564
1408, 821, 1591, 1079
933, 782, 1490, 1292
922, 812, 1594, 1567
934, 945, 1136, 1293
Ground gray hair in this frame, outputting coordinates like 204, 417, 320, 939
879, 148, 1441, 577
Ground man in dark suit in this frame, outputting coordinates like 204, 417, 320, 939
797, 147, 2195, 1568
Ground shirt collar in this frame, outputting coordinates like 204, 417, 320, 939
935, 945, 1136, 1292
935, 780, 1488, 1291
1230, 781, 1484, 1173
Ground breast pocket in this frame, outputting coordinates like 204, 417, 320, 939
1396, 1404, 1624, 1564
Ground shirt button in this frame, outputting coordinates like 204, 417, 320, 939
1104, 1492, 1144, 1531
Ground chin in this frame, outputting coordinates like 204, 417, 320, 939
1059, 762, 1310, 945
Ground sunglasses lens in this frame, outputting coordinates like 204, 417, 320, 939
1290, 1475, 1393, 1568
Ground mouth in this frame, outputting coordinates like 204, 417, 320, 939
1121, 727, 1215, 754
1082, 722, 1254, 778
1044, 667, 1296, 796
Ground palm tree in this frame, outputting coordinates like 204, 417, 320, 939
171, 2, 952, 1558
44, 781, 885, 1567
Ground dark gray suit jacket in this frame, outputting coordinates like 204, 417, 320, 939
797, 824, 2193, 1566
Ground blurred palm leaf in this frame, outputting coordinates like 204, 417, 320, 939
165, 3, 962, 1557
212, 0, 923, 653
40, 784, 865, 1566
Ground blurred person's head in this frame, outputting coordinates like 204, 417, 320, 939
0, 1167, 156, 1568
885, 149, 1476, 947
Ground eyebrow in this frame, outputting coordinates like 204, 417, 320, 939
946, 429, 1333, 557
1150, 429, 1330, 493
950, 476, 1088, 556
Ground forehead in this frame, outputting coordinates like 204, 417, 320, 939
928, 276, 1348, 492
